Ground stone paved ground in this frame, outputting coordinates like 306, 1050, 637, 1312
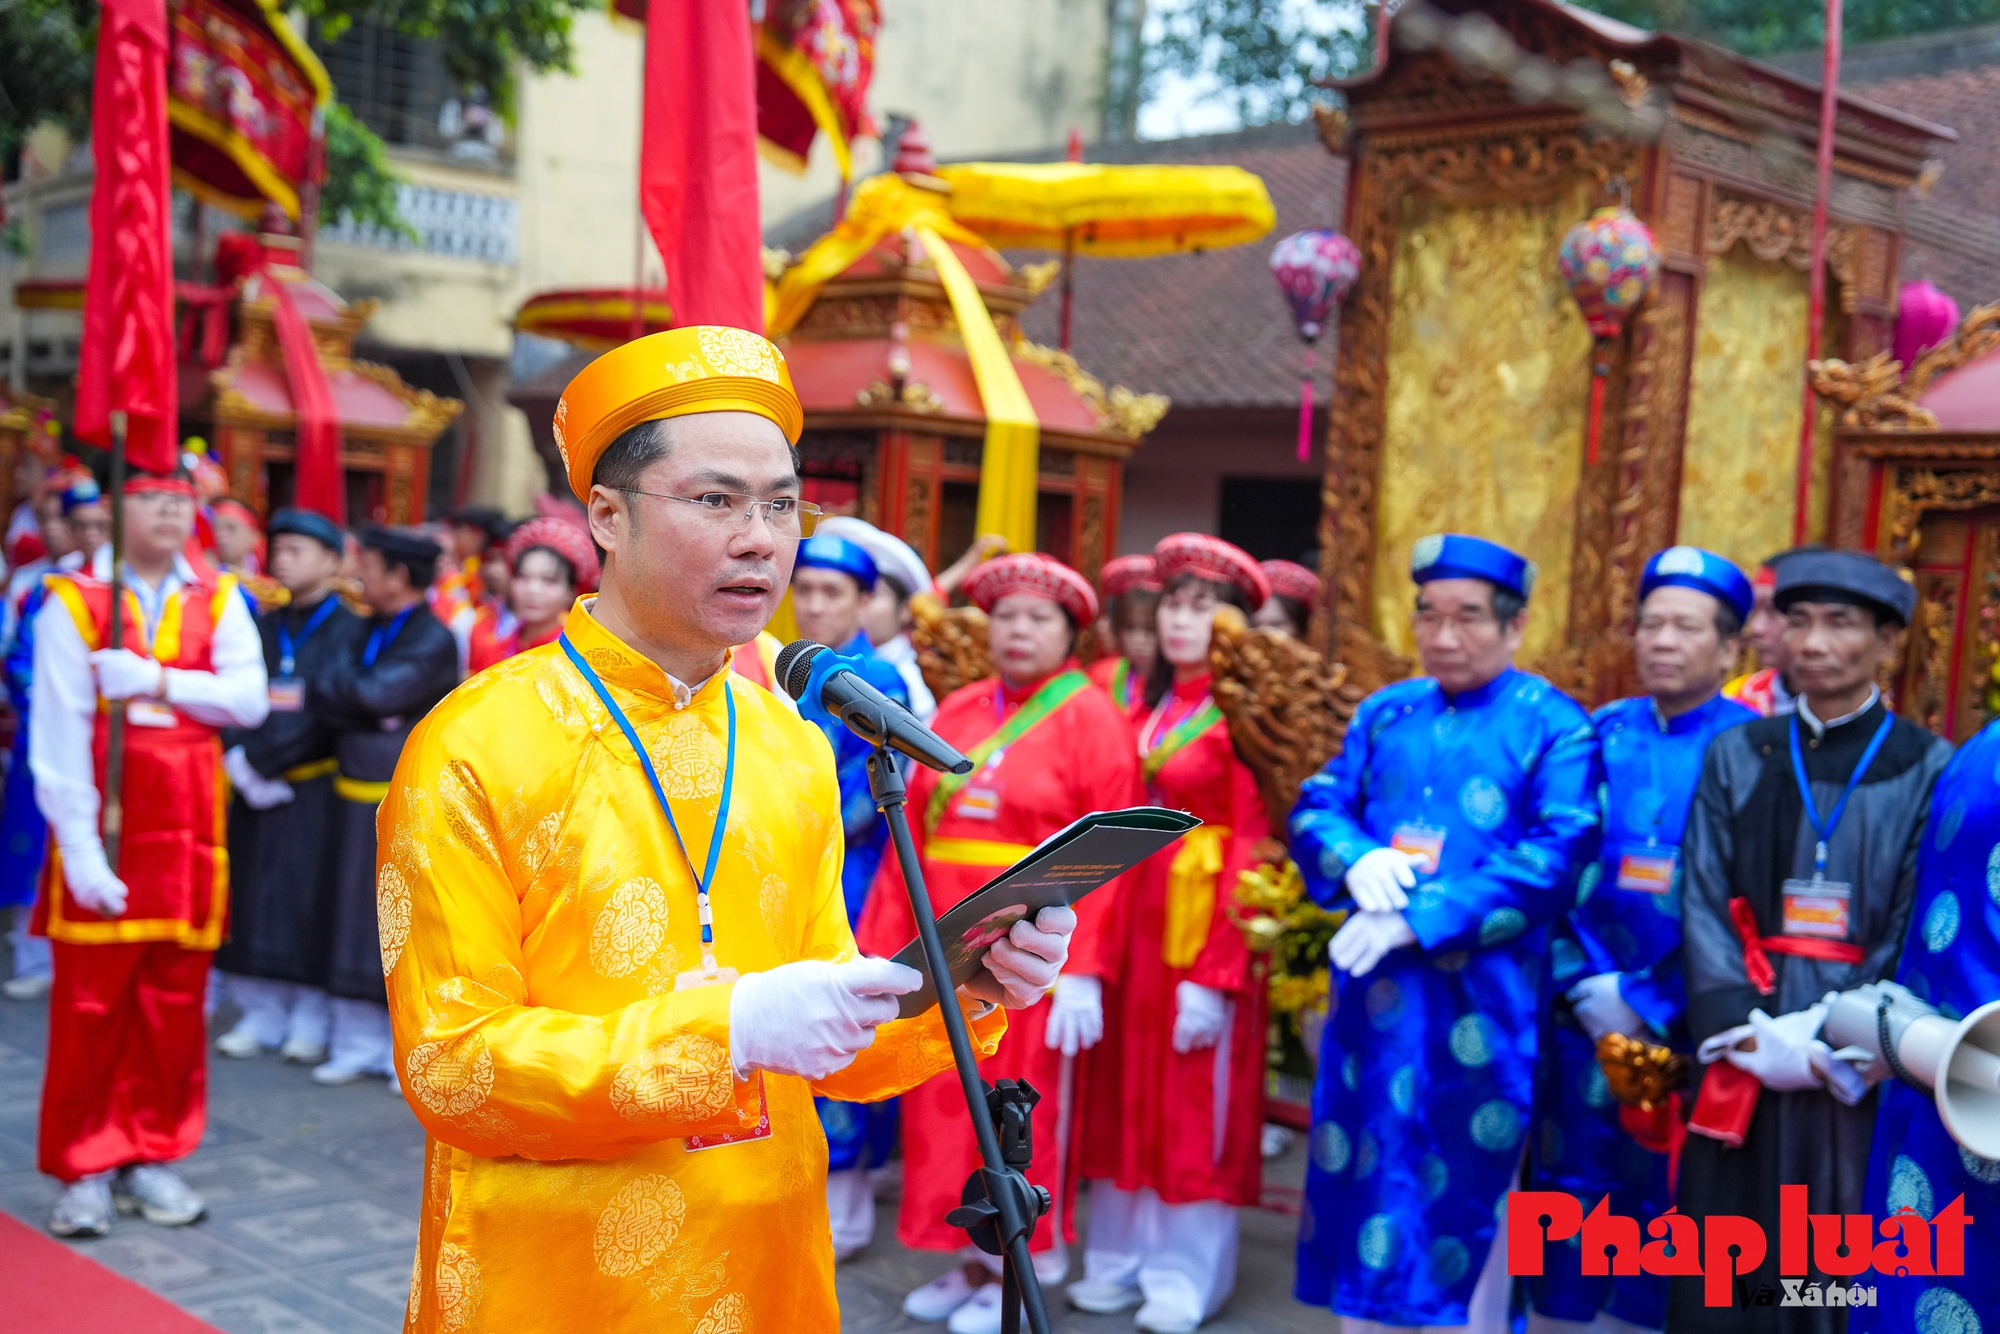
0, 985, 1332, 1333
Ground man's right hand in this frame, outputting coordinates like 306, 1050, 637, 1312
1344, 847, 1421, 913
729, 956, 924, 1081
60, 840, 128, 917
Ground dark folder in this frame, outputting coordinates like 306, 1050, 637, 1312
890, 806, 1201, 1018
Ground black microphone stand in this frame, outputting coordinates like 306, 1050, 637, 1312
868, 745, 1053, 1334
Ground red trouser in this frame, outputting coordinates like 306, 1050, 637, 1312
38, 940, 210, 1181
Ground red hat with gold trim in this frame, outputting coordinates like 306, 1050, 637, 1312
964, 552, 1099, 625
1153, 532, 1271, 606
1099, 553, 1161, 600
1260, 559, 1319, 605
506, 515, 602, 593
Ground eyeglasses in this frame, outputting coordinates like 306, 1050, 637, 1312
128, 492, 196, 513
617, 488, 823, 538
1413, 609, 1500, 635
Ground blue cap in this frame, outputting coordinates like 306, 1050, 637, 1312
1640, 546, 1753, 623
795, 534, 877, 591
58, 477, 103, 514
1410, 533, 1536, 600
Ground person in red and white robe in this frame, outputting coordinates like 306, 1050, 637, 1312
466, 515, 599, 674
30, 473, 268, 1237
1075, 533, 1273, 1333
1087, 553, 1161, 718
858, 552, 1143, 1334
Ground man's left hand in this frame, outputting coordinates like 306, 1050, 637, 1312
90, 648, 164, 701
968, 906, 1074, 1009
1329, 910, 1416, 977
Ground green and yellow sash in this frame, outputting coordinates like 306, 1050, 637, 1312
1140, 699, 1223, 783
926, 671, 1092, 832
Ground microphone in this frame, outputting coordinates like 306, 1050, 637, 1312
776, 640, 974, 775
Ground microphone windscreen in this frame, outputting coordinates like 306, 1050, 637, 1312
775, 639, 826, 701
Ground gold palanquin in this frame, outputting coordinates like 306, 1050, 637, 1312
1315, 0, 1953, 703
1814, 303, 2000, 743
0, 383, 56, 491
200, 236, 462, 524
775, 194, 1166, 584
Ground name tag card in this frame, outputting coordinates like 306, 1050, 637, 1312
1616, 845, 1678, 894
1390, 823, 1447, 875
126, 700, 177, 729
267, 679, 305, 712
1781, 879, 1852, 939
956, 782, 1004, 821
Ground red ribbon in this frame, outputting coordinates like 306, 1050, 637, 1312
1728, 896, 1776, 995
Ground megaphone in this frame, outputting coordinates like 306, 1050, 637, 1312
1824, 981, 2000, 1161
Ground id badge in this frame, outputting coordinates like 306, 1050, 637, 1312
1616, 844, 1679, 894
1390, 823, 1447, 875
267, 679, 305, 712
1781, 878, 1852, 939
956, 781, 1003, 821
126, 699, 177, 729
674, 960, 773, 1148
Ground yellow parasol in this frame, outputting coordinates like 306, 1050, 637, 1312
935, 161, 1277, 349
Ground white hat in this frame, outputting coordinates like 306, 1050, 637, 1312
817, 516, 932, 599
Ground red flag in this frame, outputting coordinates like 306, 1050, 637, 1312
640, 0, 763, 332
268, 278, 344, 522
76, 0, 178, 473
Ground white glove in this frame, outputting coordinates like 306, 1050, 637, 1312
1329, 909, 1417, 977
1044, 973, 1104, 1056
1344, 847, 1420, 913
90, 648, 165, 701
1811, 1042, 1883, 1107
1172, 980, 1228, 1054
729, 956, 923, 1081
1721, 1004, 1830, 1092
224, 747, 295, 811
58, 838, 128, 917
978, 905, 1075, 1009
1568, 972, 1649, 1042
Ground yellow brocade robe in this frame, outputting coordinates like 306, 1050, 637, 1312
382, 600, 1005, 1333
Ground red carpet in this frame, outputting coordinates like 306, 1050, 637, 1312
0, 1211, 221, 1333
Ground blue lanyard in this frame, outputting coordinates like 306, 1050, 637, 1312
1788, 710, 1895, 878
560, 634, 736, 954
277, 597, 339, 678
362, 606, 416, 668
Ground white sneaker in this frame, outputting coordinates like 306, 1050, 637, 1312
903, 1266, 982, 1322
945, 1284, 1005, 1334
279, 1036, 328, 1063
48, 1177, 114, 1237
112, 1164, 205, 1226
1134, 1298, 1203, 1334
311, 1057, 371, 1086
3, 972, 52, 1001
1261, 1123, 1296, 1158
215, 1024, 270, 1058
1066, 1275, 1143, 1314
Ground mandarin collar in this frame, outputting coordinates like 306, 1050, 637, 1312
1170, 671, 1212, 702
565, 597, 731, 712
1652, 691, 1727, 736
1438, 667, 1516, 710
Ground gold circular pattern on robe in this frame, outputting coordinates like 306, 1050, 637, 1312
434, 1243, 484, 1332
405, 1034, 496, 1118
590, 878, 671, 978
692, 1291, 752, 1334
439, 763, 500, 864
652, 711, 723, 801
593, 1174, 688, 1278
609, 1034, 733, 1123
377, 863, 412, 974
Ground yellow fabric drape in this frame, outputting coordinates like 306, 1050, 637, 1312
1162, 824, 1228, 969
769, 175, 1042, 555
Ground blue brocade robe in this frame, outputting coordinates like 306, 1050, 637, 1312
1289, 667, 1602, 1325
0, 583, 50, 911
796, 631, 911, 1173
1527, 691, 1754, 1328
1857, 719, 2000, 1334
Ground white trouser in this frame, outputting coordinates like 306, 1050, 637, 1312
970, 1235, 1071, 1286
224, 975, 330, 1049
326, 997, 396, 1074
8, 907, 50, 978
1081, 1183, 1237, 1323
827, 1166, 877, 1257
1342, 1157, 1520, 1334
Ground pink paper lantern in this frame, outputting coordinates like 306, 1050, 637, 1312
1894, 281, 1959, 372
1558, 206, 1661, 464
1270, 229, 1362, 461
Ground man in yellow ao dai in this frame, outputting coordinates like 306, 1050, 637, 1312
380, 327, 1078, 1332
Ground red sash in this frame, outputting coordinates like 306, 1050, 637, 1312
33, 572, 236, 948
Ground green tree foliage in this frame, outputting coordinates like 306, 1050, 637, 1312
0, 0, 95, 164
321, 101, 417, 239
1141, 0, 2000, 131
